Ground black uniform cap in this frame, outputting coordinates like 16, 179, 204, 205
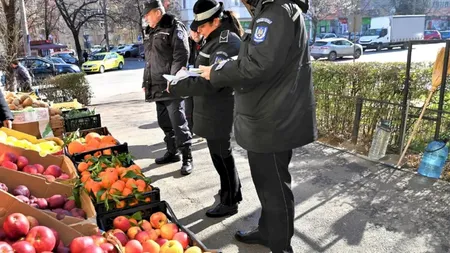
143, 0, 164, 16
190, 0, 224, 32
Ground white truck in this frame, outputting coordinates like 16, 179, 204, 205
358, 15, 426, 51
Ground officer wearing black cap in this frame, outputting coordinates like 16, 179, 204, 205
142, 0, 194, 175
199, 0, 315, 252
166, 0, 243, 218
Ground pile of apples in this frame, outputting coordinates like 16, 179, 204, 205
0, 184, 86, 219
108, 212, 208, 253
0, 212, 116, 253
0, 152, 71, 180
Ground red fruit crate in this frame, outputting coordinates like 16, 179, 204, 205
96, 200, 221, 253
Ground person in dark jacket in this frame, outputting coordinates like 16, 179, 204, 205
185, 32, 202, 135
142, 0, 194, 175
200, 0, 315, 252
10, 60, 32, 92
167, 0, 243, 218
0, 89, 13, 128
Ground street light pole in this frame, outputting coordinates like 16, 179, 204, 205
19, 0, 31, 56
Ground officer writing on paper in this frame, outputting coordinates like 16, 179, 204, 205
199, 0, 316, 252
142, 0, 194, 175
166, 0, 243, 218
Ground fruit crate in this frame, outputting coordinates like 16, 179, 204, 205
94, 187, 161, 214
69, 142, 130, 164
64, 127, 113, 140
61, 107, 89, 116
97, 200, 221, 253
64, 114, 102, 132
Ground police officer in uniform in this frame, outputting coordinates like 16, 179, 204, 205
200, 0, 315, 252
167, 0, 243, 217
185, 31, 202, 134
142, 0, 194, 175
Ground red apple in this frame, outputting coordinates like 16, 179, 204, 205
124, 240, 143, 253
84, 245, 103, 253
35, 198, 48, 209
26, 216, 39, 228
47, 195, 65, 209
150, 212, 168, 229
12, 185, 31, 198
0, 152, 17, 163
50, 229, 60, 247
113, 216, 131, 232
127, 227, 142, 240
147, 229, 158, 241
63, 200, 76, 211
100, 242, 117, 253
136, 231, 152, 244
43, 165, 62, 178
160, 240, 183, 253
160, 223, 179, 240
112, 231, 128, 246
58, 174, 70, 180
34, 164, 45, 174
184, 246, 202, 253
91, 235, 106, 246
172, 232, 189, 249
16, 156, 29, 170
12, 240, 36, 253
25, 226, 56, 252
155, 238, 168, 247
139, 220, 152, 231
142, 239, 160, 253
0, 241, 13, 253
69, 236, 94, 253
23, 165, 38, 174
1, 161, 17, 171
3, 213, 30, 240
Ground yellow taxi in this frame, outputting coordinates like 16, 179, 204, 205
82, 52, 124, 73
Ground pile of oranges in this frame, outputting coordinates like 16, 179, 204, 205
67, 132, 117, 155
76, 154, 152, 210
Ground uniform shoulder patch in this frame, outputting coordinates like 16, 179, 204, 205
214, 55, 225, 64
253, 26, 268, 44
177, 30, 185, 40
219, 30, 230, 44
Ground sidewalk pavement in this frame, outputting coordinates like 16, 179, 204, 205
92, 92, 450, 253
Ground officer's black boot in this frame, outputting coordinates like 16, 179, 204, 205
155, 133, 180, 164
180, 145, 193, 175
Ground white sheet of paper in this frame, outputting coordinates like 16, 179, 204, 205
163, 69, 200, 82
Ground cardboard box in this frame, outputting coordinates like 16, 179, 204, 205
10, 107, 53, 138
0, 143, 77, 180
0, 127, 64, 147
0, 190, 83, 245
0, 167, 96, 219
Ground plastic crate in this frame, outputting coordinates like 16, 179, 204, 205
97, 201, 221, 253
61, 107, 89, 116
69, 142, 130, 164
64, 127, 112, 140
64, 114, 101, 132
94, 187, 161, 214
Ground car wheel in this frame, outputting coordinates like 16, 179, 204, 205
328, 51, 337, 61
125, 51, 131, 58
376, 44, 383, 51
118, 62, 124, 70
401, 43, 408, 50
99, 66, 105, 74
354, 49, 361, 59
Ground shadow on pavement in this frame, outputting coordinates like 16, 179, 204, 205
138, 122, 160, 130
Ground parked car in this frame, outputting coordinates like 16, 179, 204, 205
47, 57, 66, 64
311, 38, 363, 61
440, 30, 450, 40
19, 56, 81, 82
82, 52, 124, 74
51, 52, 79, 65
117, 44, 140, 58
424, 30, 442, 40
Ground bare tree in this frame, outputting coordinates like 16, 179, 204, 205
0, 0, 20, 91
41, 0, 61, 39
55, 0, 103, 62
109, 0, 146, 40
391, 0, 432, 15
307, 0, 342, 42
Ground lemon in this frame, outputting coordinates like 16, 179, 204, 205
6, 136, 17, 143
0, 131, 6, 143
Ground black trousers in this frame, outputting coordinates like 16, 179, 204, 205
207, 139, 242, 205
185, 97, 194, 134
248, 150, 294, 253
156, 99, 192, 153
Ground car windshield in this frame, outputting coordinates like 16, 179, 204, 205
424, 31, 434, 35
91, 55, 105, 61
51, 58, 65, 64
364, 29, 382, 36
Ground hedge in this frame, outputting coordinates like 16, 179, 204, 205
312, 62, 449, 153
37, 73, 93, 105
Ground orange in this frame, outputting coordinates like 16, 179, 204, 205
77, 162, 89, 173
110, 181, 125, 195
100, 171, 118, 189
126, 179, 137, 189
101, 135, 116, 145
145, 185, 153, 192
116, 200, 126, 209
122, 187, 132, 197
68, 140, 86, 155
128, 199, 139, 207
86, 138, 100, 149
85, 132, 101, 143
135, 179, 146, 192
144, 197, 151, 203
94, 151, 102, 157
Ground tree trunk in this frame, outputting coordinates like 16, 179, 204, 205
312, 20, 318, 43
44, 0, 50, 39
3, 0, 19, 91
71, 29, 83, 64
